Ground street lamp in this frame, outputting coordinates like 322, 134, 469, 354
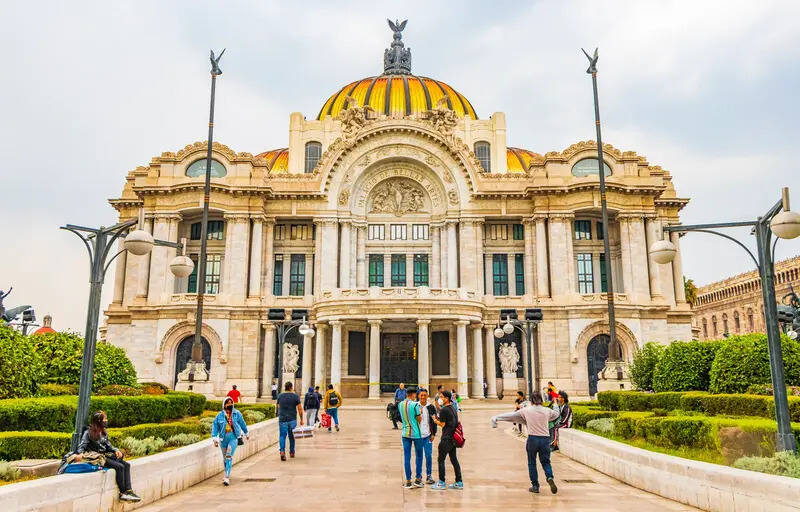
493, 308, 543, 399
62, 210, 192, 451
648, 187, 800, 453
267, 308, 316, 395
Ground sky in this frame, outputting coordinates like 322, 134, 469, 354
1, 0, 799, 333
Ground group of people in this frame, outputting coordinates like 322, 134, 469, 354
275, 381, 343, 461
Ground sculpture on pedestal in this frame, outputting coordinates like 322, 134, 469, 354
498, 342, 520, 374
282, 342, 300, 374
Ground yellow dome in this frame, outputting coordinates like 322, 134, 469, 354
507, 147, 542, 173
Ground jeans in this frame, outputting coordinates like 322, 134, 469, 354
279, 420, 297, 453
219, 432, 239, 477
402, 436, 424, 481
422, 437, 433, 477
305, 409, 318, 427
104, 456, 132, 492
326, 407, 339, 426
526, 435, 553, 485
437, 438, 462, 483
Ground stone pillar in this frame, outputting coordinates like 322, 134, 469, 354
112, 239, 127, 304
314, 323, 327, 388
485, 328, 497, 398
313, 220, 322, 295
318, 219, 339, 291
263, 324, 276, 397
262, 219, 275, 297
417, 320, 430, 390
224, 214, 250, 304
629, 216, 650, 301
406, 253, 414, 287
136, 217, 153, 299
507, 253, 516, 296
164, 216, 180, 298
459, 220, 477, 292
619, 216, 634, 296
535, 216, 550, 298
447, 220, 459, 288
248, 217, 263, 297
475, 220, 485, 295
439, 224, 448, 288
671, 231, 687, 305
455, 320, 469, 398
330, 321, 343, 389
304, 254, 313, 296
547, 215, 572, 297
368, 320, 382, 398
339, 220, 351, 288
523, 218, 535, 297
301, 332, 313, 393
147, 215, 172, 304
383, 253, 392, 287
471, 324, 484, 398
356, 224, 367, 288
431, 225, 441, 287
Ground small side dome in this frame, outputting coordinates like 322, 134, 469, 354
256, 148, 289, 173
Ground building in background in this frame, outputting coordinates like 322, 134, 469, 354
694, 256, 800, 340
104, 23, 691, 399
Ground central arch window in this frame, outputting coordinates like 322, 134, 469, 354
474, 141, 491, 172
571, 158, 611, 177
186, 158, 227, 178
305, 141, 322, 174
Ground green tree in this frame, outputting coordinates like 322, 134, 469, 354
684, 277, 698, 307
629, 342, 665, 391
653, 340, 720, 392
709, 333, 800, 394
0, 325, 45, 398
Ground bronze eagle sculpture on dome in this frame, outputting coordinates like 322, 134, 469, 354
384, 19, 411, 74
387, 19, 407, 38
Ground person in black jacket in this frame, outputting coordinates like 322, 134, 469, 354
75, 411, 141, 502
418, 388, 438, 485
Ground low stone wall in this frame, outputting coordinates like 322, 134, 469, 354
0, 418, 279, 512
559, 428, 800, 512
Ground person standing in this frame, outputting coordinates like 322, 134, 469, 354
211, 397, 249, 485
314, 386, 323, 426
398, 387, 424, 489
303, 386, 320, 428
514, 391, 526, 435
271, 380, 278, 400
392, 382, 407, 429
551, 391, 573, 451
491, 391, 560, 494
226, 384, 241, 404
324, 384, 343, 432
276, 381, 303, 461
431, 390, 463, 490
418, 388, 437, 485
433, 384, 444, 413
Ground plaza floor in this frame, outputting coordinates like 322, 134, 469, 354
138, 408, 696, 512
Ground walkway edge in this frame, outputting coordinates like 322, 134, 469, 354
559, 428, 800, 512
0, 418, 279, 512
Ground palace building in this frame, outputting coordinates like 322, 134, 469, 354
104, 23, 692, 399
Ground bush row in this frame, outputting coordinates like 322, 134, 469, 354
204, 401, 275, 419
571, 405, 619, 428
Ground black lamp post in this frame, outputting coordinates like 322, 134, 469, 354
494, 308, 543, 398
267, 308, 315, 395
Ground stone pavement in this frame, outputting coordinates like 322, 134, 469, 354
138, 409, 696, 512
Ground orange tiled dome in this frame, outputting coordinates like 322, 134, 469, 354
506, 147, 542, 173
255, 148, 289, 173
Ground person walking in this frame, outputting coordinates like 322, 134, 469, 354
392, 382, 406, 429
551, 391, 573, 451
303, 386, 320, 428
314, 386, 323, 426
211, 397, 249, 485
75, 411, 141, 501
226, 384, 241, 404
418, 388, 437, 485
431, 390, 462, 490
397, 387, 424, 489
271, 380, 278, 400
276, 381, 303, 461
491, 391, 560, 494
323, 384, 343, 432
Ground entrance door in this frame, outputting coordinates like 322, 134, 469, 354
380, 333, 417, 393
587, 334, 610, 396
174, 336, 211, 387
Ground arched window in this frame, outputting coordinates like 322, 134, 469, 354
722, 313, 729, 335
305, 141, 322, 174
474, 141, 491, 172
734, 311, 740, 332
747, 309, 754, 332
712, 315, 718, 337
186, 158, 227, 178
702, 318, 708, 339
571, 158, 612, 177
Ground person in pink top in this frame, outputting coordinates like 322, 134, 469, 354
491, 391, 560, 494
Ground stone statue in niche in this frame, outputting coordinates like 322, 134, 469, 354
498, 342, 520, 374
369, 178, 426, 216
282, 342, 300, 374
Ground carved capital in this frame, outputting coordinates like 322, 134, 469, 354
454, 320, 471, 327
416, 319, 431, 326
313, 217, 339, 227
368, 319, 383, 327
223, 213, 250, 223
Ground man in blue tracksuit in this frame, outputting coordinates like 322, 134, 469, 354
392, 382, 407, 429
211, 396, 249, 486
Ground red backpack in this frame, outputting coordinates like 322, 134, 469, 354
453, 422, 465, 448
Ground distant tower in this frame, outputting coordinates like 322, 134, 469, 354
32, 314, 55, 335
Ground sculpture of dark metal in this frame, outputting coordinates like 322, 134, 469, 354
778, 284, 800, 335
2, 305, 31, 324
582, 47, 599, 74
383, 19, 412, 74
0, 287, 11, 320
210, 49, 225, 76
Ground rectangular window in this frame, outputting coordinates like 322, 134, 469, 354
273, 255, 284, 295
574, 220, 592, 240
515, 254, 524, 295
391, 254, 406, 286
289, 224, 312, 240
577, 253, 594, 294
431, 331, 450, 375
289, 254, 305, 296
187, 254, 198, 292
190, 221, 224, 240
597, 221, 604, 240
274, 224, 286, 240
412, 224, 429, 240
390, 224, 407, 240
486, 224, 509, 240
188, 254, 222, 294
492, 254, 509, 296
413, 254, 429, 286
347, 331, 366, 376
190, 222, 201, 240
512, 223, 524, 240
599, 253, 608, 293
368, 254, 384, 287
368, 224, 385, 240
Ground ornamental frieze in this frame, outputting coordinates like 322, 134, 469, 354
368, 178, 427, 216
355, 165, 445, 211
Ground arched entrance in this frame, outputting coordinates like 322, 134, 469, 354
587, 334, 610, 396
174, 336, 211, 386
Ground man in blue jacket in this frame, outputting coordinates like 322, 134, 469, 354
392, 382, 407, 429
211, 396, 249, 486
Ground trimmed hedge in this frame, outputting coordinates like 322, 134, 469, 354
629, 342, 665, 392
205, 401, 275, 419
39, 383, 79, 396
571, 406, 618, 428
95, 384, 141, 396
709, 334, 800, 394
171, 391, 207, 416
107, 421, 203, 446
652, 341, 720, 392
597, 391, 685, 412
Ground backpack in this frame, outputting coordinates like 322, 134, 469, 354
304, 393, 320, 410
453, 422, 466, 448
328, 391, 339, 406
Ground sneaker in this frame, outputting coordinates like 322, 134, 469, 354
223, 477, 230, 486
126, 491, 141, 501
328, 427, 332, 432
335, 425, 340, 432
290, 452, 295, 458
447, 482, 464, 490
530, 484, 539, 493
547, 477, 558, 494
119, 493, 140, 502
425, 477, 435, 485
430, 481, 447, 490
280, 452, 286, 461
413, 478, 424, 488
402, 480, 414, 489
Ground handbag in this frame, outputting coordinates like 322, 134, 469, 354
237, 437, 244, 446
453, 422, 466, 448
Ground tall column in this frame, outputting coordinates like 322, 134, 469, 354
417, 320, 430, 390
471, 324, 484, 398
313, 220, 322, 295
383, 253, 392, 287
163, 216, 180, 298
671, 231, 687, 305
459, 221, 477, 292
455, 320, 469, 398
263, 324, 276, 397
147, 215, 171, 304
314, 323, 327, 388
507, 253, 517, 296
431, 225, 441, 287
339, 220, 351, 288
547, 215, 572, 297
356, 223, 367, 288
262, 219, 275, 297
484, 328, 497, 398
223, 214, 250, 304
619, 216, 634, 296
523, 218, 535, 297
475, 220, 485, 295
330, 321, 343, 389
304, 254, 313, 295
112, 239, 127, 304
629, 216, 651, 301
248, 217, 263, 297
136, 217, 153, 299
301, 332, 313, 393
535, 216, 549, 298
368, 320, 382, 398
439, 224, 448, 288
406, 253, 414, 287
447, 221, 459, 288
318, 219, 339, 291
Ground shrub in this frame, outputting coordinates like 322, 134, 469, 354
629, 342, 665, 391
38, 383, 79, 396
0, 432, 71, 460
733, 451, 800, 478
709, 334, 800, 394
198, 417, 215, 434
165, 433, 202, 447
204, 401, 275, 419
140, 382, 169, 395
572, 406, 619, 428
0, 325, 46, 398
0, 460, 20, 481
170, 391, 207, 416
0, 396, 77, 432
95, 385, 141, 396
585, 417, 615, 434
107, 421, 203, 445
243, 410, 266, 424
120, 436, 165, 457
652, 341, 719, 392
745, 384, 800, 396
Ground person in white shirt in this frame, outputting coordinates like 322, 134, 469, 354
418, 388, 438, 485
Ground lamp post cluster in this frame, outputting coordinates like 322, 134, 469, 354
493, 308, 543, 399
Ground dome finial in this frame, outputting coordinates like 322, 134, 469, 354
383, 19, 412, 75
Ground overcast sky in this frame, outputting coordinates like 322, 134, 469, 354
1, 1, 799, 333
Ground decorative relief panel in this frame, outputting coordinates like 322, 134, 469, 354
368, 178, 427, 216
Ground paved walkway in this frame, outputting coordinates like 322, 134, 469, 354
139, 409, 695, 512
